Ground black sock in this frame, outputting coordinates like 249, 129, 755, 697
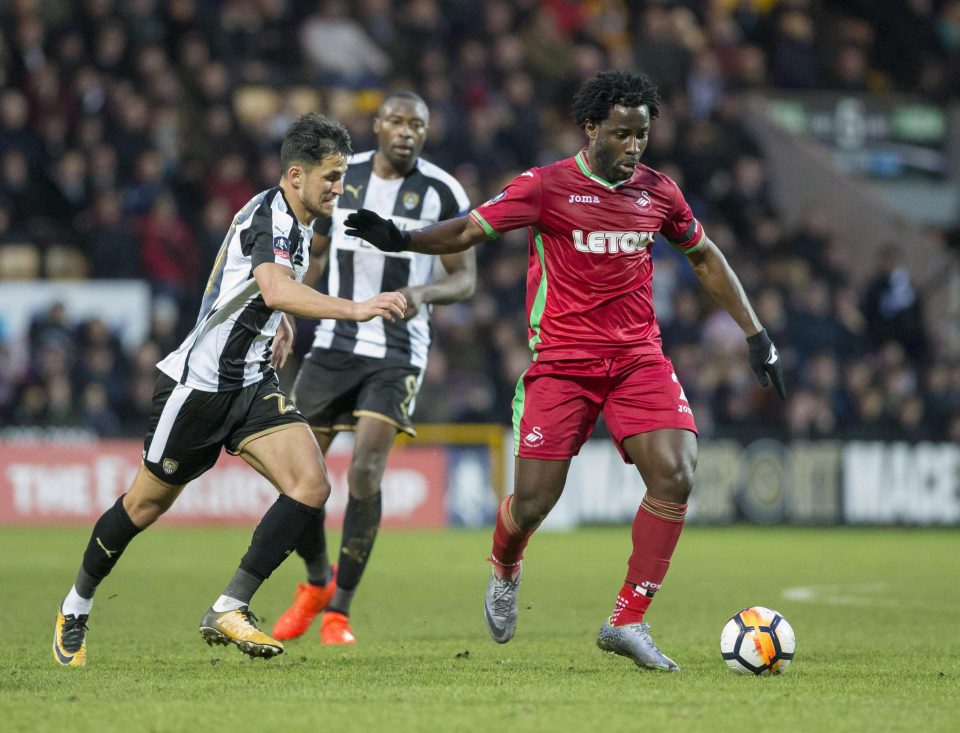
327, 587, 355, 616
231, 493, 322, 604
76, 495, 142, 598
294, 508, 331, 586
328, 491, 381, 616
221, 568, 262, 608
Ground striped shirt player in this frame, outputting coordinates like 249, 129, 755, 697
146, 176, 404, 486
292, 148, 471, 438
157, 188, 312, 393
311, 150, 470, 368
274, 93, 477, 647
52, 113, 408, 668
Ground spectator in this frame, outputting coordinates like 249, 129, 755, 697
862, 244, 928, 360
84, 191, 141, 279
79, 382, 122, 437
0, 89, 43, 167
203, 152, 255, 215
11, 383, 48, 427
28, 303, 73, 363
45, 375, 77, 428
138, 193, 200, 330
1, 149, 38, 227
769, 9, 818, 89
300, 1, 390, 88
122, 149, 166, 217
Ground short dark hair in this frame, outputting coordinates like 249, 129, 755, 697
280, 112, 352, 170
572, 70, 660, 127
379, 90, 428, 115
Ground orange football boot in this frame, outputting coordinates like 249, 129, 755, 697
271, 566, 336, 640
320, 611, 356, 645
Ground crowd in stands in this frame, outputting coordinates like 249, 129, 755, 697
1, 0, 959, 443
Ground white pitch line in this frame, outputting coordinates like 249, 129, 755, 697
782, 583, 960, 611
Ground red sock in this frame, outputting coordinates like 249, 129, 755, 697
610, 494, 687, 626
489, 495, 533, 580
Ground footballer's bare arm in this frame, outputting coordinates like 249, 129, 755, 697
302, 232, 331, 289
686, 237, 762, 337
400, 249, 477, 319
346, 209, 488, 256
406, 215, 489, 255
254, 262, 405, 322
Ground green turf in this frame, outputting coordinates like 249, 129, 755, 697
2, 525, 958, 732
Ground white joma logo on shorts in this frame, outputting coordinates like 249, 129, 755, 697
673, 371, 691, 414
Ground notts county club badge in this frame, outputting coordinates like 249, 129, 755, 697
162, 458, 179, 475
402, 192, 420, 211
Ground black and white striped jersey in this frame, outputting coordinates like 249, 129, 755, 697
311, 150, 470, 368
157, 187, 313, 392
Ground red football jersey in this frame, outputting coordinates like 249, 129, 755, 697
470, 150, 705, 361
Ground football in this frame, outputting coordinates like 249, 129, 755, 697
720, 606, 796, 675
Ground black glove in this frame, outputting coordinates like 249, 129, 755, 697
747, 328, 787, 400
344, 209, 410, 252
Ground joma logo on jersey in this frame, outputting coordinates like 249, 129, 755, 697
572, 230, 655, 254
568, 194, 600, 204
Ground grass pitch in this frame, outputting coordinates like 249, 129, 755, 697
2, 525, 958, 732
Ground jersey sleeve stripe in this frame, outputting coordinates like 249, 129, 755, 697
666, 220, 706, 254
469, 210, 499, 239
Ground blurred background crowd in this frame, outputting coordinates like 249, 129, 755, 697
1, 0, 959, 442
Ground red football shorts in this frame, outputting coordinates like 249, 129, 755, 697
513, 353, 697, 463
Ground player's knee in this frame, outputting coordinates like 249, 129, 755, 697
123, 472, 181, 527
512, 492, 556, 530
669, 468, 695, 503
288, 482, 330, 509
286, 463, 332, 509
648, 462, 695, 503
347, 453, 386, 497
123, 493, 170, 528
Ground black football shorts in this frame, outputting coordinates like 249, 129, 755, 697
291, 348, 422, 436
142, 371, 308, 485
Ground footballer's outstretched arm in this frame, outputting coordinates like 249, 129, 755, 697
254, 262, 406, 322
345, 209, 487, 255
687, 237, 787, 398
399, 249, 477, 319
686, 237, 762, 336
408, 216, 488, 254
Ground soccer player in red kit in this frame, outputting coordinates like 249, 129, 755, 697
344, 70, 786, 671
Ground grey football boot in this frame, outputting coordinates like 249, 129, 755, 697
484, 568, 521, 643
597, 619, 680, 672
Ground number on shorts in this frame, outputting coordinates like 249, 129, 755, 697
263, 393, 297, 414
399, 375, 417, 417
